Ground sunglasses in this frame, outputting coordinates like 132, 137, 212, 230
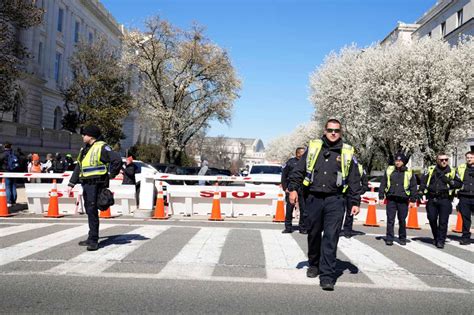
438, 158, 449, 162
326, 128, 341, 134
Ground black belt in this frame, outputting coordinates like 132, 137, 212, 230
310, 191, 342, 198
428, 192, 450, 199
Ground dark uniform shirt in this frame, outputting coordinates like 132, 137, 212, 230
68, 142, 122, 186
287, 137, 361, 206
281, 157, 301, 191
457, 164, 474, 197
378, 166, 417, 202
419, 165, 462, 198
122, 163, 137, 185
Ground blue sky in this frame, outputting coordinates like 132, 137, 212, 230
102, 0, 435, 146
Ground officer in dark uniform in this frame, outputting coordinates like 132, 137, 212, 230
281, 147, 307, 234
455, 151, 474, 245
343, 162, 369, 238
67, 125, 122, 251
288, 119, 361, 291
378, 153, 417, 246
419, 153, 462, 249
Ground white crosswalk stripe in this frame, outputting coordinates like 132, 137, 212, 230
338, 238, 430, 289
397, 239, 474, 284
47, 225, 169, 275
158, 227, 229, 279
0, 223, 50, 237
0, 223, 472, 294
447, 240, 474, 253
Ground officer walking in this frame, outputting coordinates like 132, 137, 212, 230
419, 153, 462, 249
343, 162, 369, 238
378, 153, 417, 246
455, 151, 474, 245
288, 119, 361, 291
67, 125, 122, 251
281, 147, 307, 234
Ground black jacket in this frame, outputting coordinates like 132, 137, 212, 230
419, 165, 462, 198
378, 166, 417, 202
68, 141, 122, 187
457, 164, 474, 198
281, 157, 301, 191
288, 136, 361, 206
122, 163, 137, 185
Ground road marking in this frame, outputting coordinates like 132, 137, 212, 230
338, 238, 429, 289
47, 225, 168, 275
260, 229, 308, 282
158, 227, 229, 279
0, 224, 105, 266
398, 240, 474, 283
0, 223, 50, 237
447, 241, 474, 253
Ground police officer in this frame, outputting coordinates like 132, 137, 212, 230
288, 119, 361, 291
281, 147, 307, 234
455, 151, 474, 245
343, 162, 369, 238
378, 153, 417, 246
419, 153, 462, 249
66, 125, 122, 251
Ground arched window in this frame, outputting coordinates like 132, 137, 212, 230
53, 106, 62, 130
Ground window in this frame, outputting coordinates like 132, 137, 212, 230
457, 9, 463, 27
57, 8, 64, 32
54, 52, 62, 84
38, 42, 43, 64
53, 107, 62, 130
74, 21, 80, 43
88, 32, 93, 44
441, 21, 446, 37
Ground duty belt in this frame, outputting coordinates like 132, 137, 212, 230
428, 192, 450, 199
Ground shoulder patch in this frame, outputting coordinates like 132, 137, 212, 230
352, 156, 358, 164
282, 163, 287, 169
104, 146, 112, 151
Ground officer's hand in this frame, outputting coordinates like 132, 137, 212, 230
378, 199, 385, 206
351, 206, 360, 216
289, 191, 298, 205
408, 202, 416, 208
66, 186, 73, 197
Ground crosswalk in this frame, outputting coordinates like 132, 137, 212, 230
0, 222, 472, 294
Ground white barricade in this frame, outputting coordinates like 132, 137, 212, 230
166, 185, 281, 217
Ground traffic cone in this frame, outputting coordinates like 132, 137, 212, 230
452, 211, 463, 233
209, 190, 224, 221
406, 205, 421, 230
44, 179, 64, 218
363, 198, 379, 227
273, 192, 285, 222
152, 182, 168, 220
0, 179, 14, 217
99, 207, 114, 219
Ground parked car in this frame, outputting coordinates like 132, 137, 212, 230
246, 163, 282, 186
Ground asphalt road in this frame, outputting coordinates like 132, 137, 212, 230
0, 216, 473, 314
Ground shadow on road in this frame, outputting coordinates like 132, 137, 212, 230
98, 234, 150, 248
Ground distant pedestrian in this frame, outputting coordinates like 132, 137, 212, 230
28, 154, 43, 183
281, 147, 307, 234
378, 153, 417, 246
455, 151, 474, 245
0, 142, 20, 207
198, 160, 209, 185
122, 155, 138, 204
343, 162, 369, 238
419, 153, 462, 249
65, 154, 76, 171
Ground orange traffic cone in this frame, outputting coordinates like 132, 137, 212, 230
152, 182, 168, 220
273, 192, 285, 222
406, 205, 421, 230
0, 179, 14, 217
209, 190, 224, 221
363, 198, 379, 227
44, 179, 64, 218
99, 207, 114, 219
452, 211, 463, 233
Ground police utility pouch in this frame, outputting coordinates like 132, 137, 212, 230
97, 188, 114, 211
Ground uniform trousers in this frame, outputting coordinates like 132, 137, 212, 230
458, 196, 474, 240
82, 182, 104, 244
426, 198, 452, 244
386, 198, 409, 241
285, 191, 306, 230
343, 197, 354, 232
306, 193, 345, 283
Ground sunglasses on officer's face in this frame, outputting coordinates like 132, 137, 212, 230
326, 128, 341, 134
438, 158, 449, 162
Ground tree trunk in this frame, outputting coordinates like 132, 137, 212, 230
159, 148, 167, 164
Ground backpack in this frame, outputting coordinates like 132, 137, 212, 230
6, 151, 20, 172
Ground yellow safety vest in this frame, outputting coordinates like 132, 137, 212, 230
303, 139, 354, 193
385, 166, 412, 196
424, 165, 456, 195
78, 141, 107, 178
457, 164, 467, 181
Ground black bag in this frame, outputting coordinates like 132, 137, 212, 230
97, 188, 114, 211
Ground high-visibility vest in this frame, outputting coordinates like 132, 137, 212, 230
424, 165, 456, 195
457, 164, 467, 181
303, 139, 354, 193
77, 141, 107, 178
385, 165, 412, 196
358, 164, 364, 177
